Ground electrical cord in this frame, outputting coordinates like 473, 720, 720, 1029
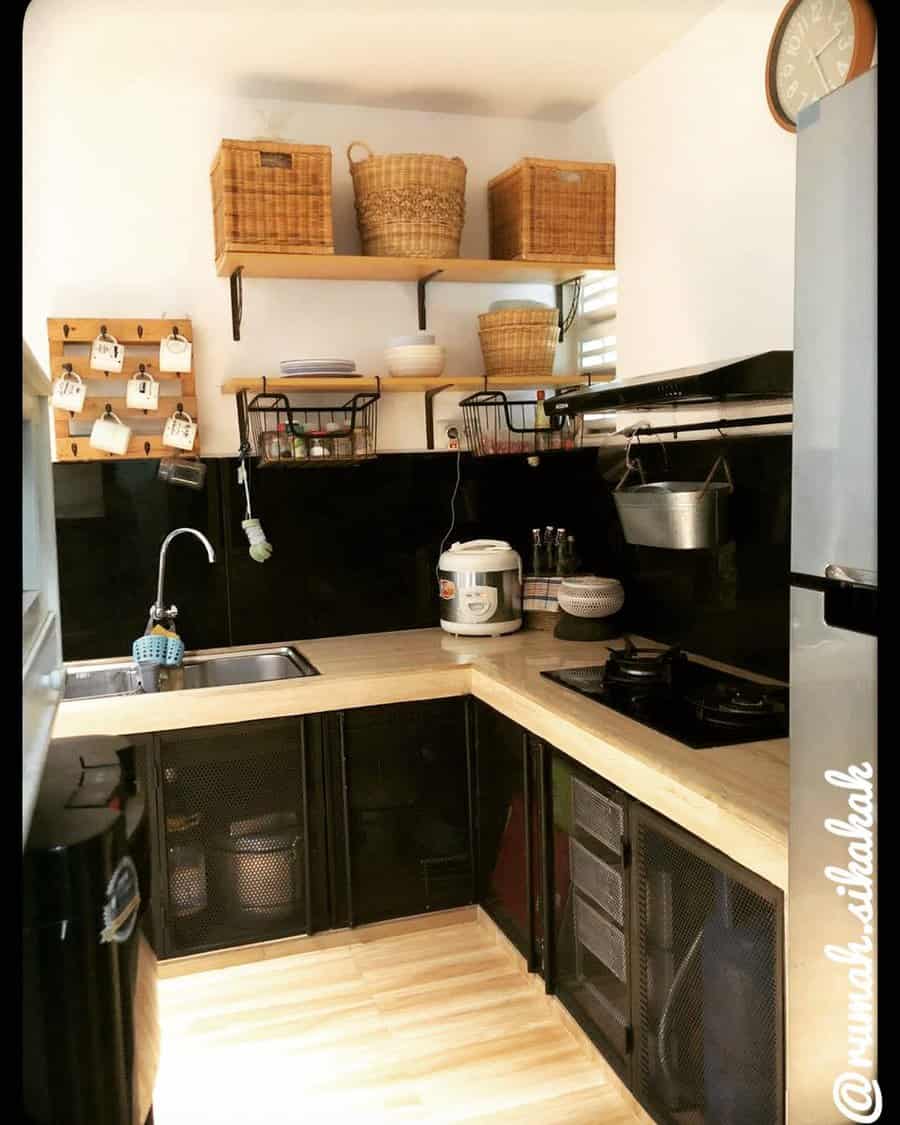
435, 445, 463, 588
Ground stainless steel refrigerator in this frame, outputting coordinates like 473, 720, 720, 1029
790, 68, 878, 1125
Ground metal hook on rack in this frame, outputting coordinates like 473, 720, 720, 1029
615, 427, 647, 491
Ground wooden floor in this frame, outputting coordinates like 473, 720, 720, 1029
154, 912, 642, 1124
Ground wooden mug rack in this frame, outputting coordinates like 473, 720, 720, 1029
47, 317, 198, 461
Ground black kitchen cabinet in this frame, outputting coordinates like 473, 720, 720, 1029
550, 750, 634, 1083
473, 701, 563, 978
326, 698, 474, 928
630, 803, 784, 1125
151, 716, 329, 958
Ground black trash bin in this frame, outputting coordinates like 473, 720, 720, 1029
23, 736, 158, 1125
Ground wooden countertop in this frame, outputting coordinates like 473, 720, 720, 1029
52, 628, 788, 891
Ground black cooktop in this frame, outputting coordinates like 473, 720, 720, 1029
541, 639, 788, 749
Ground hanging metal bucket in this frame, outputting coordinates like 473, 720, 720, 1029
613, 446, 734, 550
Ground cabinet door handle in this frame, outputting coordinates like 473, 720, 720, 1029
522, 732, 535, 972
338, 713, 354, 928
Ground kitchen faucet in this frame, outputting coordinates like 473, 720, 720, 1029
148, 527, 216, 628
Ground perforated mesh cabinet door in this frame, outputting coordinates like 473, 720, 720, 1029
631, 803, 784, 1125
158, 718, 311, 957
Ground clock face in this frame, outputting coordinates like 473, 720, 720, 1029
768, 0, 874, 129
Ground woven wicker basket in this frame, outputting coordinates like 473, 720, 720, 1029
347, 141, 467, 258
479, 317, 558, 380
478, 308, 557, 331
488, 158, 615, 266
210, 139, 334, 260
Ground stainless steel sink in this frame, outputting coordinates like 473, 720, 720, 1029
63, 646, 319, 700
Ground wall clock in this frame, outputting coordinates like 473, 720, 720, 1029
766, 0, 877, 132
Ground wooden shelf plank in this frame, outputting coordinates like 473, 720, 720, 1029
48, 318, 193, 343
55, 435, 178, 462
55, 395, 199, 423
215, 251, 614, 284
220, 374, 610, 395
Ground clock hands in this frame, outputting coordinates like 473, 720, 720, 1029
808, 47, 831, 93
814, 28, 842, 57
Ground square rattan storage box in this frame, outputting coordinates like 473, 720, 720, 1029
210, 139, 334, 261
488, 158, 615, 266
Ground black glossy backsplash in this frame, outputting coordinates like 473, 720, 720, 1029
595, 435, 792, 681
54, 452, 608, 660
54, 439, 790, 680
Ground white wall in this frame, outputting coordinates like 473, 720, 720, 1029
24, 0, 797, 456
22, 48, 585, 454
570, 0, 796, 380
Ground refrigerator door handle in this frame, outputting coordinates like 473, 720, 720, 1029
824, 563, 877, 588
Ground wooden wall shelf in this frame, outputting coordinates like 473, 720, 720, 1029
48, 317, 198, 462
220, 374, 610, 395
217, 251, 614, 342
215, 251, 612, 285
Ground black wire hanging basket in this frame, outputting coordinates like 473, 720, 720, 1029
460, 388, 583, 457
237, 389, 379, 467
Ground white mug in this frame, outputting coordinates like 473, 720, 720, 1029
51, 368, 87, 413
126, 369, 160, 410
90, 331, 125, 373
163, 409, 197, 451
90, 408, 132, 454
159, 331, 192, 373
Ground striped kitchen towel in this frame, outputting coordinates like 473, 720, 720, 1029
523, 576, 562, 613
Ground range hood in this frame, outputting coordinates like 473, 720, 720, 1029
547, 351, 792, 416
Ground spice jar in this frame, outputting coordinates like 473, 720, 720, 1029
353, 427, 370, 458
262, 430, 282, 462
308, 435, 332, 459
287, 424, 307, 459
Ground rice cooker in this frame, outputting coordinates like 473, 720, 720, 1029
438, 539, 522, 636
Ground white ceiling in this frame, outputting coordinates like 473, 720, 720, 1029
24, 0, 721, 122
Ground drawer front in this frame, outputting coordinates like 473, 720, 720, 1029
571, 776, 625, 856
570, 837, 625, 926
575, 893, 628, 983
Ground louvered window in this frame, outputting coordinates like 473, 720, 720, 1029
578, 273, 617, 378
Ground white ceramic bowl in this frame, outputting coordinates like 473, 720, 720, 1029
387, 333, 435, 348
385, 344, 446, 377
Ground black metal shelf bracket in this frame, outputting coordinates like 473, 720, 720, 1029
417, 269, 445, 331
235, 388, 251, 456
555, 276, 583, 343
424, 383, 454, 450
230, 267, 244, 341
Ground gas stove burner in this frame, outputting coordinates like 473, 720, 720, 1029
688, 683, 786, 729
604, 637, 685, 687
554, 666, 607, 694
541, 652, 788, 749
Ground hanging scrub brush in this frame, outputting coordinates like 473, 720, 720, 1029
238, 454, 273, 562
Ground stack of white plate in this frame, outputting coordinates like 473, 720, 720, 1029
279, 358, 358, 378
488, 299, 552, 313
